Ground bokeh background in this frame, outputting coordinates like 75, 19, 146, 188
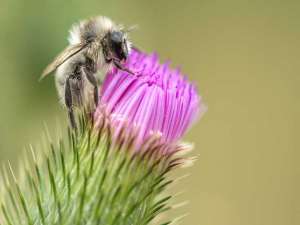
0, 0, 299, 224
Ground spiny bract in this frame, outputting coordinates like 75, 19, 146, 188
0, 113, 192, 225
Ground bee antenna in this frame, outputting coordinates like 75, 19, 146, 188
124, 25, 139, 33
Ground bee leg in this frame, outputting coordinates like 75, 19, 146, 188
65, 77, 77, 130
83, 67, 99, 107
112, 59, 135, 75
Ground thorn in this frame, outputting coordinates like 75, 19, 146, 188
170, 213, 189, 225
7, 162, 17, 184
173, 190, 187, 198
172, 174, 191, 185
171, 201, 189, 209
29, 145, 37, 163
175, 142, 194, 156
181, 156, 198, 168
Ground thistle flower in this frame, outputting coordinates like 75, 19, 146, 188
96, 49, 205, 145
0, 49, 205, 225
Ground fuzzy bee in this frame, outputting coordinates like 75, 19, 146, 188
41, 16, 134, 129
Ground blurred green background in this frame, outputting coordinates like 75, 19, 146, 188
0, 0, 299, 224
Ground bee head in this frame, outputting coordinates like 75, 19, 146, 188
106, 30, 129, 62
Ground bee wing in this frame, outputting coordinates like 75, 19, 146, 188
40, 43, 88, 79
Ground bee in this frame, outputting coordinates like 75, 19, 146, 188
41, 16, 134, 129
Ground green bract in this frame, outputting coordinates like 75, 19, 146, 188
0, 113, 191, 225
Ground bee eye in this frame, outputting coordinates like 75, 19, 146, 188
110, 31, 123, 44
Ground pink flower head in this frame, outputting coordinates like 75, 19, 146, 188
96, 49, 205, 144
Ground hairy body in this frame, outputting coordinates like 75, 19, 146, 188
42, 16, 133, 128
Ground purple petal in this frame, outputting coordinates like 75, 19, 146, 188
95, 49, 206, 146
